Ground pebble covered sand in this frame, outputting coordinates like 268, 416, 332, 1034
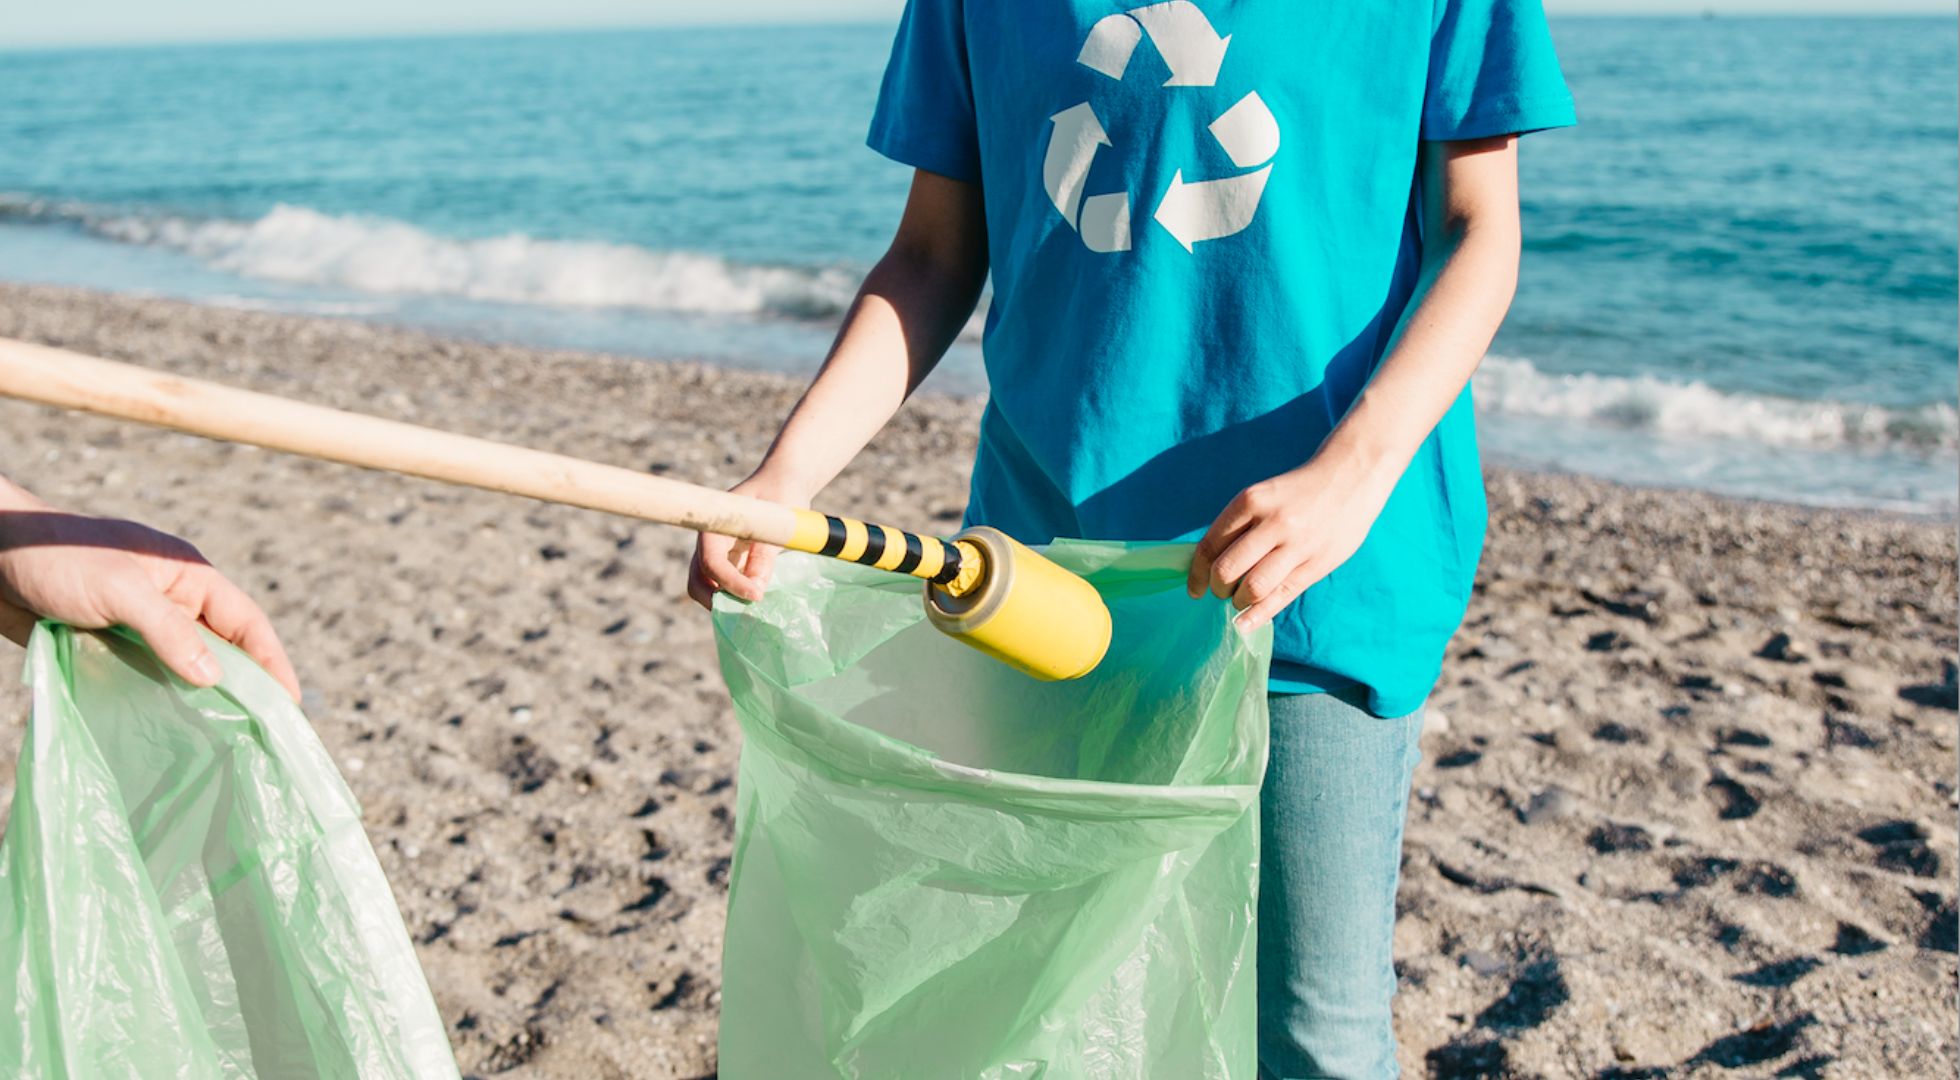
0, 283, 1953, 1079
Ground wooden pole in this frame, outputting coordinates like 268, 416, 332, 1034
0, 339, 803, 545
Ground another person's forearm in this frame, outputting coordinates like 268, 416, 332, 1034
749, 244, 984, 501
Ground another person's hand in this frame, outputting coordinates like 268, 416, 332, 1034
686, 473, 813, 610
1185, 452, 1400, 633
0, 488, 300, 700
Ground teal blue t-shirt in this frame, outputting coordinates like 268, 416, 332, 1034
869, 0, 1575, 717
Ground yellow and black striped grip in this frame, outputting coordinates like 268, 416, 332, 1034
786, 509, 982, 595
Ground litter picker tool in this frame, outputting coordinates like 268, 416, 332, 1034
0, 339, 1112, 681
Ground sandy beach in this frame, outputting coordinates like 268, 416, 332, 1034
0, 281, 1952, 1079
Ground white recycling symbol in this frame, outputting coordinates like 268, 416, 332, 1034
1044, 1, 1281, 253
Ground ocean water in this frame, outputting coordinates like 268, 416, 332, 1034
0, 18, 1954, 514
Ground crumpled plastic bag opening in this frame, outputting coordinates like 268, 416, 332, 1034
714, 540, 1270, 1080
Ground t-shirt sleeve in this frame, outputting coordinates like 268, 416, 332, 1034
1423, 0, 1577, 141
866, 0, 983, 183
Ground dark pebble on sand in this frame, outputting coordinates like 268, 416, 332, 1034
1757, 632, 1806, 663
1689, 1014, 1816, 1069
1474, 956, 1569, 1031
1426, 1037, 1508, 1078
1732, 956, 1822, 988
1857, 820, 1927, 845
1734, 862, 1799, 898
621, 877, 672, 914
1589, 822, 1654, 854
1877, 842, 1942, 879
500, 737, 560, 794
1824, 717, 1879, 749
1899, 660, 1960, 711
1916, 893, 1958, 953
1662, 858, 1740, 889
1707, 775, 1761, 820
1856, 820, 1941, 878
1830, 922, 1887, 957
1585, 630, 1626, 652
1591, 722, 1647, 744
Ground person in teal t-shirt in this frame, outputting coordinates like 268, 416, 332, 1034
691, 1, 1574, 1073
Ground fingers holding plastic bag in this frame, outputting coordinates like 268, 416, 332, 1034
0, 501, 301, 701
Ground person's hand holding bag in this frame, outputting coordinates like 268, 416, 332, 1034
0, 475, 300, 700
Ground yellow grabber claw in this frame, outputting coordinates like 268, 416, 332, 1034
784, 512, 1110, 681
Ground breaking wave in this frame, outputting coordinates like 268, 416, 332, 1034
0, 194, 859, 320
1476, 354, 1957, 454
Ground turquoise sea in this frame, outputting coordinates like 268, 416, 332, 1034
0, 17, 1954, 513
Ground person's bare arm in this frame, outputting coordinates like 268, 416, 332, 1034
688, 168, 988, 607
1186, 136, 1524, 629
0, 475, 301, 699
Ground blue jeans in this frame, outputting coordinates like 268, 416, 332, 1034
1258, 688, 1425, 1080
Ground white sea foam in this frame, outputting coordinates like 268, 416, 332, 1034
23, 199, 863, 321
1475, 354, 1958, 453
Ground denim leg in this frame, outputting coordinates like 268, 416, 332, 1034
1257, 688, 1425, 1080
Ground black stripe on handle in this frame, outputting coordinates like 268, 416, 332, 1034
894, 532, 923, 575
818, 515, 848, 557
811, 514, 951, 583
859, 524, 887, 566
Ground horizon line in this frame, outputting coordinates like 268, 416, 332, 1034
4, 9, 1956, 54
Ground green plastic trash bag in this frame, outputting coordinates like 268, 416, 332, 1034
713, 540, 1270, 1079
0, 623, 459, 1079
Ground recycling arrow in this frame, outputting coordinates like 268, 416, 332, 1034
1077, 2, 1230, 86
1153, 166, 1272, 252
1127, 2, 1230, 86
1079, 192, 1132, 253
1077, 12, 1144, 80
1207, 91, 1280, 170
1043, 102, 1110, 226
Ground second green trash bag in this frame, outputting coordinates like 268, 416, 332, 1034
713, 540, 1270, 1079
0, 623, 458, 1079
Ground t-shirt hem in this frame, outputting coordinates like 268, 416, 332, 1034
1267, 661, 1430, 719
